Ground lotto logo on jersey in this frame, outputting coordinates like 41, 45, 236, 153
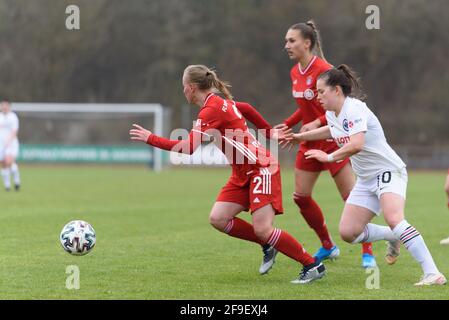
303, 89, 315, 100
335, 136, 350, 146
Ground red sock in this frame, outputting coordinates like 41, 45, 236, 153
362, 242, 373, 255
342, 194, 374, 256
294, 195, 333, 250
224, 218, 263, 245
267, 228, 315, 266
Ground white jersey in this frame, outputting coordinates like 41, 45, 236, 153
0, 111, 19, 145
326, 97, 405, 179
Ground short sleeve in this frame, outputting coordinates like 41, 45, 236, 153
346, 105, 367, 136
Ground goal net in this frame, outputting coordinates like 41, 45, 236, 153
11, 103, 167, 171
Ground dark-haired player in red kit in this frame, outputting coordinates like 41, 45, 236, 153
130, 64, 326, 284
275, 21, 377, 268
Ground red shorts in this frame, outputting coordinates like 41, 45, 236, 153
216, 167, 283, 215
295, 143, 350, 177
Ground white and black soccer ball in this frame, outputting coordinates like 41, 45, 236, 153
60, 220, 96, 256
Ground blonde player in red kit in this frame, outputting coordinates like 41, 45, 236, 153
130, 65, 326, 284
275, 21, 376, 267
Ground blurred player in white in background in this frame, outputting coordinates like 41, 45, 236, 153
440, 170, 449, 245
0, 100, 21, 191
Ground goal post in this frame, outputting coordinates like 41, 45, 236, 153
11, 102, 166, 171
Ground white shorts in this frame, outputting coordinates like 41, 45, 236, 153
346, 167, 408, 216
0, 140, 19, 161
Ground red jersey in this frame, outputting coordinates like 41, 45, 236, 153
284, 56, 335, 151
147, 93, 278, 186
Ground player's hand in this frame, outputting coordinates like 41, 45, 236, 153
273, 123, 288, 131
300, 119, 321, 133
304, 149, 329, 162
279, 139, 293, 151
129, 124, 152, 143
279, 132, 302, 151
271, 127, 292, 141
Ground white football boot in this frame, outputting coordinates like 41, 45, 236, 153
414, 273, 447, 286
439, 237, 449, 245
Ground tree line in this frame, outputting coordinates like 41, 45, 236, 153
0, 0, 448, 146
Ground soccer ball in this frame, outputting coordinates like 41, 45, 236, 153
60, 220, 96, 256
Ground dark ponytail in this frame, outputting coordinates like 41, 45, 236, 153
318, 64, 366, 100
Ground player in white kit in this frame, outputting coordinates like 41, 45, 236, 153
285, 65, 446, 286
0, 100, 21, 191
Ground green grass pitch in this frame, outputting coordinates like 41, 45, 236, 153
0, 165, 448, 299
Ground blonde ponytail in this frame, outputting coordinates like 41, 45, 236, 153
184, 65, 233, 100
208, 70, 233, 100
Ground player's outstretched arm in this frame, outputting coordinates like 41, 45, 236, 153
305, 132, 365, 163
235, 102, 271, 131
279, 125, 330, 151
129, 124, 152, 143
293, 125, 331, 142
129, 124, 200, 155
234, 101, 291, 141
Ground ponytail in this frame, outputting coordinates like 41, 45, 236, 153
208, 70, 233, 100
306, 20, 326, 62
290, 20, 326, 61
184, 65, 233, 100
318, 64, 366, 100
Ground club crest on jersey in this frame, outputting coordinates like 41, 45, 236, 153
195, 119, 202, 127
343, 119, 349, 132
304, 89, 315, 100
306, 76, 313, 86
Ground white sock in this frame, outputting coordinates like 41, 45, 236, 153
10, 163, 20, 186
1, 168, 11, 189
392, 220, 439, 275
352, 223, 397, 244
